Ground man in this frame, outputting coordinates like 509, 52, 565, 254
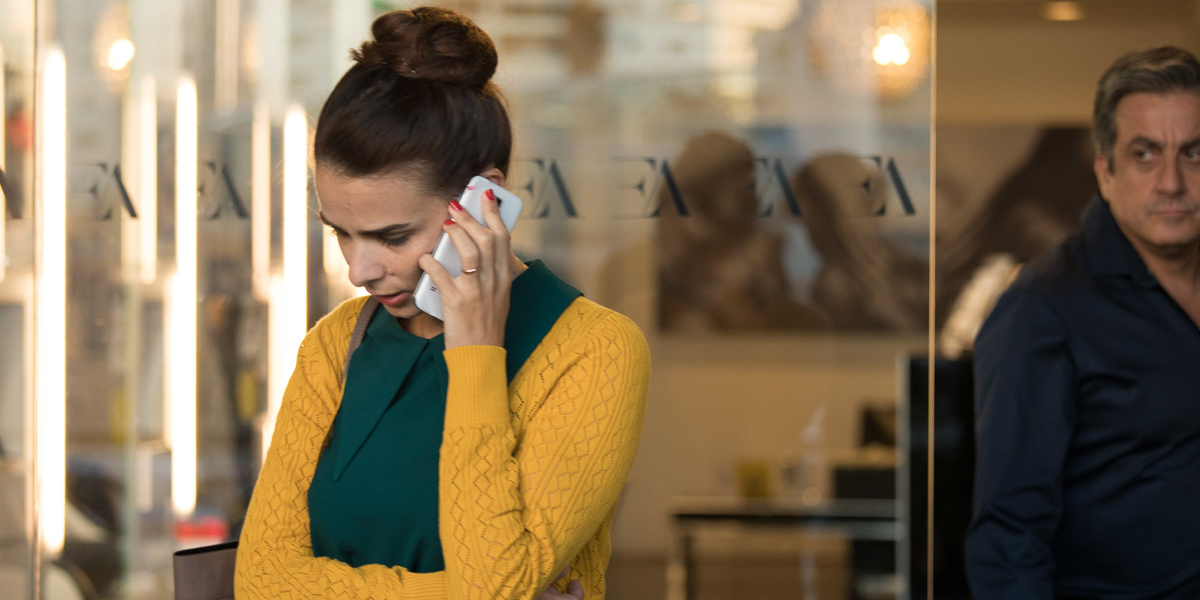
966, 47, 1200, 599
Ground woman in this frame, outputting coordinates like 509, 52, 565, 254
233, 7, 650, 600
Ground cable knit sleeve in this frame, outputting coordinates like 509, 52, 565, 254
234, 301, 447, 600
439, 310, 651, 600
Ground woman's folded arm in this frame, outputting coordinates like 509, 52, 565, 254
439, 310, 651, 600
235, 308, 447, 600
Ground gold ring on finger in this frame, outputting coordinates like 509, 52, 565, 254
462, 267, 480, 274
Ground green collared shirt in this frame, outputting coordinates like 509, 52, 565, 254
307, 260, 582, 571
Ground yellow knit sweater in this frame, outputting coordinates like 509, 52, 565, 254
235, 294, 650, 600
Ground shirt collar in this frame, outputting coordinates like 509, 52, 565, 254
333, 307, 436, 480
1080, 194, 1160, 288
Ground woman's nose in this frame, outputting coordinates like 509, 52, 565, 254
346, 243, 387, 288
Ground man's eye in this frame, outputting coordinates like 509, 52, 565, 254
1135, 149, 1155, 161
382, 237, 408, 247
1186, 148, 1200, 161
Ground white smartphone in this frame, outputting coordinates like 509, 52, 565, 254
414, 176, 524, 320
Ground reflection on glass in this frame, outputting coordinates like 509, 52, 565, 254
35, 45, 67, 557
1, 43, 6, 283
8, 0, 934, 598
105, 39, 134, 72
168, 74, 198, 519
263, 105, 308, 462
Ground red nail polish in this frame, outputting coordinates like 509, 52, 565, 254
485, 189, 496, 201
444, 218, 455, 225
450, 200, 463, 211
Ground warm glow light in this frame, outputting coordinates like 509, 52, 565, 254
106, 39, 135, 71
264, 274, 284, 462
809, 2, 928, 99
873, 31, 910, 66
323, 225, 342, 287
0, 44, 7, 283
251, 102, 270, 300
36, 46, 68, 556
139, 75, 157, 284
323, 212, 365, 301
264, 105, 309, 462
1041, 1, 1085, 22
168, 75, 198, 519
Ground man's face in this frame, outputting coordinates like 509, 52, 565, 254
1096, 91, 1200, 253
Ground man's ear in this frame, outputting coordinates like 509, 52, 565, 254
1094, 154, 1114, 200
480, 166, 506, 188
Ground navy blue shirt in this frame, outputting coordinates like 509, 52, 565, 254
966, 196, 1200, 600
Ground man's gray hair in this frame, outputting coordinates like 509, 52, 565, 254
1094, 46, 1200, 166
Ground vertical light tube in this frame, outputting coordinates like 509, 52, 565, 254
283, 104, 308, 368
120, 66, 140, 285
264, 273, 284, 463
0, 44, 7, 283
120, 64, 143, 286
251, 101, 269, 300
322, 224, 342, 288
322, 208, 348, 301
324, 234, 366, 302
263, 105, 307, 462
139, 75, 157, 284
168, 75, 197, 519
36, 46, 67, 556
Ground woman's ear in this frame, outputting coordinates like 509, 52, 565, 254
480, 166, 506, 188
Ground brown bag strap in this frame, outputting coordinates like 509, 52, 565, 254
342, 296, 380, 384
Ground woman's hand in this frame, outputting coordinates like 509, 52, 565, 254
536, 566, 584, 600
418, 190, 512, 350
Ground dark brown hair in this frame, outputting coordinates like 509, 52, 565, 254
314, 6, 512, 195
1094, 46, 1200, 167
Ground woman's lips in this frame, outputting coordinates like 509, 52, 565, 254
374, 291, 408, 306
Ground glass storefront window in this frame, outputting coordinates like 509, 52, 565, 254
4, 0, 932, 598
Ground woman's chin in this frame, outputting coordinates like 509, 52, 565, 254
380, 301, 421, 320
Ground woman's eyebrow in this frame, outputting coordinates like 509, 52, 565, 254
361, 224, 414, 237
318, 211, 413, 236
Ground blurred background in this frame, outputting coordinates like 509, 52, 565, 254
0, 0, 934, 598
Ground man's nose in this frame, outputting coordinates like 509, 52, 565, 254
1157, 157, 1186, 196
346, 243, 386, 288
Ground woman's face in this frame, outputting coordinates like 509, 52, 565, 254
315, 168, 453, 319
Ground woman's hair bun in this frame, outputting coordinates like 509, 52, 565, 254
352, 6, 498, 90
